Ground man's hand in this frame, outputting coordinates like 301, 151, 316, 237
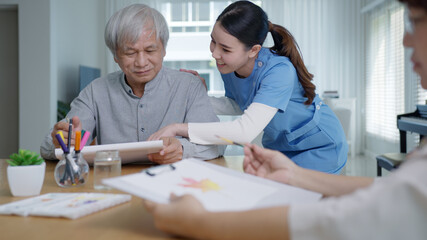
148, 137, 183, 164
51, 116, 82, 148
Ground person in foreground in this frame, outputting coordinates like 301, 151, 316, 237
40, 4, 222, 164
149, 0, 348, 174
144, 0, 427, 239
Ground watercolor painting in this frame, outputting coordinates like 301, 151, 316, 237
179, 177, 221, 193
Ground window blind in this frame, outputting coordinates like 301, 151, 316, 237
365, 1, 404, 143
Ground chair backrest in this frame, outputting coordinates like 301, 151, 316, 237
333, 107, 352, 139
79, 65, 100, 92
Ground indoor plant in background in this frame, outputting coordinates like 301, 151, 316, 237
7, 149, 46, 197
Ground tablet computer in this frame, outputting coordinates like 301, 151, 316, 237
54, 140, 163, 165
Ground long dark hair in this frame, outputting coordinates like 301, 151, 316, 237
217, 1, 315, 105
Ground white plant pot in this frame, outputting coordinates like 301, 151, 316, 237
7, 162, 46, 197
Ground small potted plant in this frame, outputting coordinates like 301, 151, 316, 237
7, 149, 46, 197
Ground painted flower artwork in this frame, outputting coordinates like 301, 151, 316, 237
179, 177, 221, 193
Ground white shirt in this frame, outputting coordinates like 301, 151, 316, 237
289, 146, 427, 240
188, 96, 277, 145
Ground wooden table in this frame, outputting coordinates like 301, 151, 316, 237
0, 156, 243, 240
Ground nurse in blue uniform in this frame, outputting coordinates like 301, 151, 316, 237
149, 0, 348, 174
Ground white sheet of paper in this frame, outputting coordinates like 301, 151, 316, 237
122, 160, 275, 211
0, 193, 131, 219
103, 158, 321, 212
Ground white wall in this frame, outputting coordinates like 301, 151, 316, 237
21, 0, 54, 153
52, 0, 107, 104
0, 0, 54, 153
0, 0, 107, 154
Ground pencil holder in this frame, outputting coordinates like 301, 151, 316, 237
54, 153, 89, 188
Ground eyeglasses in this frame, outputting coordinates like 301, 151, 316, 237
404, 7, 427, 35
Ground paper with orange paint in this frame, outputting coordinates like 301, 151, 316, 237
103, 158, 321, 212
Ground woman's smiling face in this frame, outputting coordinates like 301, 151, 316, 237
209, 22, 259, 78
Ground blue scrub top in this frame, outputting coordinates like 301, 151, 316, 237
222, 48, 348, 174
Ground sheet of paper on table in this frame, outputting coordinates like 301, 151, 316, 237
0, 193, 131, 219
103, 158, 322, 212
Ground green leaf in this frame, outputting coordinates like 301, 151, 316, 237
24, 152, 32, 160
6, 160, 17, 166
7, 149, 45, 166
9, 153, 18, 161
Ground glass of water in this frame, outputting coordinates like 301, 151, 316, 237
94, 150, 121, 190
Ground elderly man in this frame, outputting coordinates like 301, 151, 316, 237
40, 4, 223, 164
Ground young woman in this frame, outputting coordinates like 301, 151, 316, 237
149, 1, 347, 174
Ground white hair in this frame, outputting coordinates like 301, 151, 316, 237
104, 4, 169, 57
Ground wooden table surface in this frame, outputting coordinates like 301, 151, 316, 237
0, 156, 243, 240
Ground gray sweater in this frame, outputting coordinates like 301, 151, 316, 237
40, 67, 223, 161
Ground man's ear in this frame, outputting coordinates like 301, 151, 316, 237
114, 56, 118, 63
249, 44, 262, 58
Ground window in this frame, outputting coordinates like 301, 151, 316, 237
161, 1, 236, 96
161, 1, 230, 33
365, 0, 427, 153
365, 1, 404, 143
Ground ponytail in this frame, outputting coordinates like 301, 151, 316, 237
268, 22, 316, 105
